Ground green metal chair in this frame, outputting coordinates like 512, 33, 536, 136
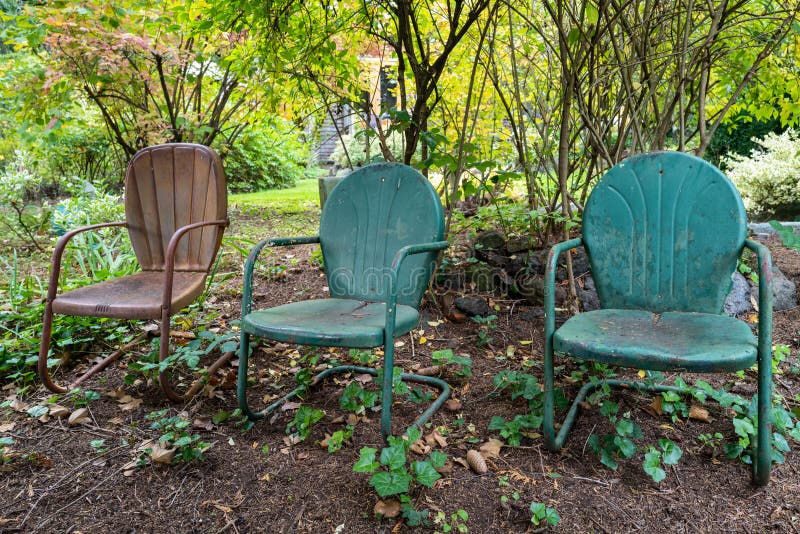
237, 163, 450, 441
543, 151, 773, 485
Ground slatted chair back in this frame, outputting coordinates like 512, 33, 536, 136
582, 151, 747, 314
125, 143, 227, 273
319, 163, 445, 308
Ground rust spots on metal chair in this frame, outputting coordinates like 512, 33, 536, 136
38, 143, 230, 401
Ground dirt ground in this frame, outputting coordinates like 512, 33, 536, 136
1, 234, 799, 534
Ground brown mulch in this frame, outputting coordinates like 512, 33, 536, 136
1, 238, 800, 533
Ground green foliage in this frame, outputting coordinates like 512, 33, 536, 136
770, 222, 800, 250
340, 381, 377, 414
434, 509, 468, 534
286, 405, 325, 442
431, 349, 472, 379
471, 314, 497, 347
69, 388, 100, 408
133, 328, 237, 379
330, 127, 406, 168
705, 114, 784, 166
375, 366, 410, 398
642, 439, 683, 483
224, 121, 313, 193
0, 150, 55, 250
325, 425, 353, 453
348, 348, 377, 366
354, 427, 442, 503
723, 129, 800, 220
488, 370, 556, 446
0, 436, 15, 465
529, 502, 560, 527
146, 409, 213, 463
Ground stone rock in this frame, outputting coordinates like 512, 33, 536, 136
578, 288, 601, 311
465, 262, 499, 292
723, 272, 752, 316
751, 265, 798, 312
525, 250, 547, 275
476, 249, 510, 269
557, 249, 590, 281
506, 235, 533, 254
473, 230, 505, 252
517, 308, 544, 321
514, 271, 566, 306
436, 271, 464, 291
454, 296, 490, 317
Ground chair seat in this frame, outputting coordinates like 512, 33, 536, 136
242, 298, 419, 348
52, 271, 207, 320
553, 309, 757, 372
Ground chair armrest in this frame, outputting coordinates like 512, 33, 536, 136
385, 241, 450, 337
162, 219, 230, 310
744, 239, 773, 359
241, 236, 321, 315
544, 238, 583, 339
45, 221, 128, 302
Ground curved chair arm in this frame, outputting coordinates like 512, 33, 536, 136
386, 241, 450, 335
241, 236, 321, 315
161, 219, 230, 310
45, 221, 128, 302
543, 238, 583, 340
744, 238, 774, 485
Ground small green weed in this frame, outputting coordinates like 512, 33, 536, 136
431, 349, 472, 380
286, 405, 325, 441
529, 501, 560, 527
340, 382, 377, 414
146, 409, 213, 463
354, 427, 446, 526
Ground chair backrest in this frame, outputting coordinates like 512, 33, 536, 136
583, 151, 747, 314
124, 143, 227, 272
319, 163, 444, 308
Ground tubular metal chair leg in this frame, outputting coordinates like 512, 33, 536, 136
753, 356, 772, 486
38, 301, 65, 394
380, 340, 396, 440
237, 335, 452, 443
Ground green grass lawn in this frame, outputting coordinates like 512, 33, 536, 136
230, 178, 320, 214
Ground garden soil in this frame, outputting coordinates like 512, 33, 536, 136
1, 236, 799, 533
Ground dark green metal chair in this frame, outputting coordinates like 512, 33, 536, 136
237, 163, 450, 441
543, 151, 774, 485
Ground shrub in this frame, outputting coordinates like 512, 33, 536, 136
722, 129, 800, 220
224, 121, 312, 193
330, 127, 405, 169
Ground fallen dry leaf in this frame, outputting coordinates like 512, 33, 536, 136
0, 422, 15, 432
150, 444, 176, 464
466, 450, 488, 474
435, 460, 454, 475
649, 396, 664, 416
374, 500, 401, 518
48, 404, 70, 418
108, 417, 125, 425
116, 395, 143, 411
409, 440, 431, 455
689, 404, 712, 423
283, 434, 302, 447
9, 397, 27, 412
68, 408, 90, 426
479, 438, 504, 459
281, 401, 302, 412
445, 399, 462, 412
425, 429, 448, 448
192, 417, 214, 431
453, 457, 469, 469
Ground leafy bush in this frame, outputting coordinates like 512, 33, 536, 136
722, 129, 800, 220
224, 121, 313, 193
705, 114, 784, 167
330, 127, 405, 169
0, 150, 58, 249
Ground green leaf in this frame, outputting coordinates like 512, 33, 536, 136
643, 450, 666, 483
380, 444, 407, 471
27, 405, 48, 418
429, 450, 447, 468
613, 436, 637, 459
412, 460, 441, 487
733, 417, 755, 438
659, 439, 683, 465
370, 471, 412, 497
544, 507, 561, 526
353, 447, 379, 473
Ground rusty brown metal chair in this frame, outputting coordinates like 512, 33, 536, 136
38, 143, 230, 401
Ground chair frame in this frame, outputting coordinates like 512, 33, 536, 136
237, 237, 451, 442
543, 237, 774, 485
38, 145, 230, 402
